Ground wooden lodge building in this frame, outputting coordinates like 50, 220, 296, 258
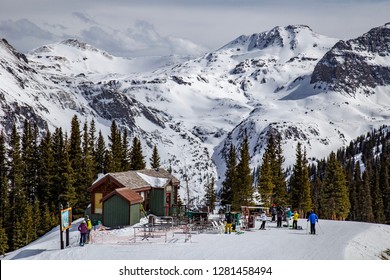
87, 168, 180, 228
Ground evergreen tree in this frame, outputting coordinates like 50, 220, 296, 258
129, 137, 146, 170
349, 161, 360, 221
107, 120, 122, 172
121, 129, 130, 171
310, 170, 324, 217
221, 144, 236, 207
258, 151, 273, 208
379, 138, 390, 222
150, 144, 161, 169
8, 124, 28, 250
0, 132, 9, 227
95, 130, 106, 174
322, 152, 350, 220
37, 130, 54, 211
360, 170, 374, 222
23, 203, 36, 245
81, 120, 94, 204
370, 163, 385, 223
62, 136, 77, 208
289, 142, 311, 214
41, 203, 54, 234
88, 119, 97, 170
52, 128, 65, 207
69, 115, 84, 214
271, 133, 287, 206
13, 218, 25, 250
233, 134, 253, 210
33, 201, 44, 237
204, 177, 217, 212
21, 120, 36, 203
0, 218, 8, 256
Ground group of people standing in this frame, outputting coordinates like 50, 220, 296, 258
78, 215, 93, 246
265, 205, 318, 233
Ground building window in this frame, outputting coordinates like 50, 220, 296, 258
94, 193, 103, 214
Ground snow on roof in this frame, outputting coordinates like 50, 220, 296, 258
136, 172, 169, 188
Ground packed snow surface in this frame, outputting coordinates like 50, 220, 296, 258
2, 217, 389, 260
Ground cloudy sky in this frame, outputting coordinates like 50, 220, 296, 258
0, 0, 389, 57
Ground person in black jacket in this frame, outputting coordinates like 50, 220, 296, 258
270, 205, 276, 222
276, 207, 283, 228
225, 212, 233, 234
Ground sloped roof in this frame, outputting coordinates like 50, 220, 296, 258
109, 169, 179, 189
89, 168, 180, 192
102, 187, 143, 204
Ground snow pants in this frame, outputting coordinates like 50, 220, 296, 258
277, 217, 282, 227
310, 223, 316, 234
225, 223, 232, 234
293, 220, 298, 229
260, 221, 266, 229
80, 233, 87, 245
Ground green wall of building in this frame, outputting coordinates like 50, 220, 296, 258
103, 195, 130, 227
150, 188, 165, 216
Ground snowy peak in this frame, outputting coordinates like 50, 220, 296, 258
0, 38, 29, 64
27, 38, 134, 76
311, 23, 390, 95
31, 38, 112, 58
221, 25, 322, 53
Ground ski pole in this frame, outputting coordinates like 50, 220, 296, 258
317, 221, 324, 234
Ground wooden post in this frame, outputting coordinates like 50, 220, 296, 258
65, 202, 70, 247
59, 203, 64, 250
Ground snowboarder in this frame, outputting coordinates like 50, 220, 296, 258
225, 212, 233, 234
259, 211, 267, 230
293, 210, 299, 229
307, 210, 319, 234
78, 220, 88, 246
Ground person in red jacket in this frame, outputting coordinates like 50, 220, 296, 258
78, 220, 88, 246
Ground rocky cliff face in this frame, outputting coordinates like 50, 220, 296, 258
311, 23, 390, 96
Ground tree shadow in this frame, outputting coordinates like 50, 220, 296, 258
10, 249, 46, 260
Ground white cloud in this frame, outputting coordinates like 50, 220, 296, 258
0, 1, 389, 56
0, 19, 53, 40
72, 12, 97, 25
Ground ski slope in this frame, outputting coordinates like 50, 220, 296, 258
2, 217, 389, 280
2, 217, 389, 260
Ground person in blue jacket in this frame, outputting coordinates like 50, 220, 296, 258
307, 210, 318, 235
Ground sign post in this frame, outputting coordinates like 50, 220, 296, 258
60, 205, 72, 249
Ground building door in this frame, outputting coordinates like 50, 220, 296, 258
165, 193, 171, 216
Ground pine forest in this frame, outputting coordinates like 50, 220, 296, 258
1, 118, 390, 255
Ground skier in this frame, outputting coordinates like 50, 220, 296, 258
259, 211, 267, 230
85, 215, 93, 243
293, 210, 299, 229
225, 212, 233, 234
78, 220, 88, 246
307, 210, 319, 234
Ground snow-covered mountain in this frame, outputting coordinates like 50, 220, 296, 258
1, 23, 390, 203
